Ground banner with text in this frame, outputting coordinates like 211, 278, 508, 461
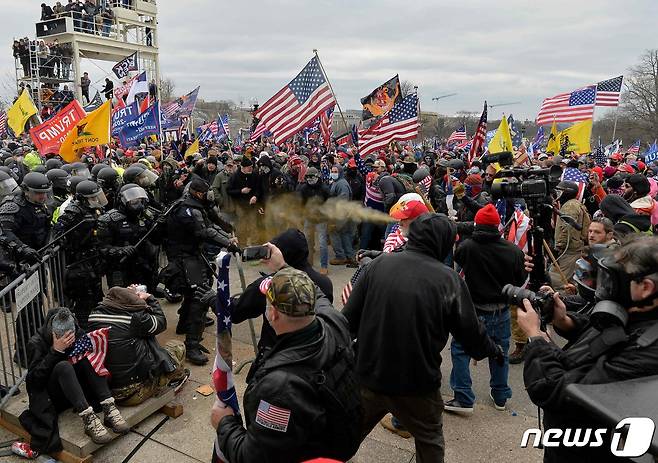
29, 100, 86, 155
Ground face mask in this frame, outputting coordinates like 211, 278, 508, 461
330, 173, 339, 181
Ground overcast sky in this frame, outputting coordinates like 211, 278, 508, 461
3, 0, 657, 121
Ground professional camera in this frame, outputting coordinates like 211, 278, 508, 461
502, 283, 555, 324
488, 163, 562, 203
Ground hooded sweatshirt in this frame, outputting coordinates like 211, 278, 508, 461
600, 194, 652, 237
342, 213, 498, 396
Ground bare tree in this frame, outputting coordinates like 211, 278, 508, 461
400, 80, 417, 97
159, 77, 175, 102
622, 49, 658, 140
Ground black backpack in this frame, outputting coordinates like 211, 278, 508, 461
290, 343, 363, 461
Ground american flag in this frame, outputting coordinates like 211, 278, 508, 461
506, 208, 530, 252
447, 125, 467, 145
68, 328, 110, 377
256, 400, 291, 432
560, 167, 589, 201
320, 107, 334, 146
418, 174, 432, 195
162, 86, 200, 118
335, 132, 351, 146
455, 138, 471, 151
212, 252, 240, 463
593, 141, 607, 167
198, 120, 218, 142
595, 76, 623, 107
358, 93, 419, 157
217, 114, 230, 141
537, 85, 596, 125
469, 101, 487, 164
249, 120, 268, 142
530, 126, 545, 155
627, 139, 640, 155
0, 111, 7, 137
536, 86, 596, 125
255, 56, 336, 144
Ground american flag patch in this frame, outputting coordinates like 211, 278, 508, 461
259, 277, 272, 295
256, 400, 291, 432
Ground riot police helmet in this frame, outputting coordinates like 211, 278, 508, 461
75, 180, 108, 209
67, 175, 86, 195
45, 158, 63, 171
70, 161, 91, 179
118, 183, 148, 216
96, 167, 120, 190
46, 168, 70, 192
91, 163, 108, 180
21, 172, 52, 205
0, 170, 19, 199
124, 163, 158, 188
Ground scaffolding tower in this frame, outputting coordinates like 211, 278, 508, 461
13, 0, 160, 110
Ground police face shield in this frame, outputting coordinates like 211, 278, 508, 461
71, 167, 91, 179
135, 169, 159, 188
0, 177, 19, 198
86, 190, 108, 209
120, 187, 148, 214
26, 188, 51, 205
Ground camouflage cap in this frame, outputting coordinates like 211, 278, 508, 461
266, 267, 316, 317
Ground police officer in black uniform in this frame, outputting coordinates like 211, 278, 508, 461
164, 178, 238, 365
0, 172, 53, 366
96, 184, 161, 291
54, 180, 108, 328
96, 166, 121, 210
45, 168, 70, 213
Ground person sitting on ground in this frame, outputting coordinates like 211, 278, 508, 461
87, 286, 189, 406
20, 307, 129, 455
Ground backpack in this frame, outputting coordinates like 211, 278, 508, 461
289, 343, 363, 460
392, 172, 416, 194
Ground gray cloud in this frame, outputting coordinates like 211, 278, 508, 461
2, 0, 657, 122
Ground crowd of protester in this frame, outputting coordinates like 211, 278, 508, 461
0, 123, 657, 462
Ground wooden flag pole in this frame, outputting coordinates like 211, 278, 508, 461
313, 49, 350, 139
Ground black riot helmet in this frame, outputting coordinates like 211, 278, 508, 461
96, 166, 120, 191
70, 161, 91, 179
91, 163, 108, 180
62, 164, 74, 174
123, 163, 158, 188
0, 170, 19, 200
46, 168, 70, 195
45, 158, 63, 171
21, 172, 52, 205
32, 165, 47, 174
118, 183, 148, 217
67, 175, 86, 195
75, 180, 108, 209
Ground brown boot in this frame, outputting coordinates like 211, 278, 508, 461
509, 343, 526, 364
380, 414, 411, 439
79, 407, 113, 444
101, 397, 130, 434
330, 258, 347, 265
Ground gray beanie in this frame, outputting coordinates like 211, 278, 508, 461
51, 307, 75, 338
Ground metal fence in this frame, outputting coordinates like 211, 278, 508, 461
0, 246, 67, 409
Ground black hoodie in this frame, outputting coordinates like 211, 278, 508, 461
455, 224, 526, 306
343, 213, 499, 396
599, 194, 652, 237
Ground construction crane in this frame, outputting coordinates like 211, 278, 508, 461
489, 101, 521, 109
431, 93, 457, 101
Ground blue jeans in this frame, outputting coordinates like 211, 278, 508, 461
330, 221, 355, 260
304, 221, 328, 269
449, 308, 512, 406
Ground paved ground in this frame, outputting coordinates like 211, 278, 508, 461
0, 257, 544, 462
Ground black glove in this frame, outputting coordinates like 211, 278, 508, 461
493, 344, 505, 367
122, 245, 137, 258
357, 249, 382, 261
227, 243, 241, 255
194, 284, 217, 307
156, 213, 168, 225
20, 247, 41, 265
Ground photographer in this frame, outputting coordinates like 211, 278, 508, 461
518, 235, 658, 462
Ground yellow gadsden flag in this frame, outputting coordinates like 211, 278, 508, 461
488, 115, 513, 154
546, 119, 559, 154
60, 100, 111, 163
7, 89, 38, 136
557, 119, 592, 155
185, 138, 200, 158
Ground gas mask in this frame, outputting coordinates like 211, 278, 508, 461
125, 199, 146, 217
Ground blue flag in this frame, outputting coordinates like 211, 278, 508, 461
507, 114, 523, 148
644, 140, 658, 164
111, 101, 140, 136
118, 102, 160, 148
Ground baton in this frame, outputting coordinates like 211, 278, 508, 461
38, 217, 91, 253
119, 202, 177, 264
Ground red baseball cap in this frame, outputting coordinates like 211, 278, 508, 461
389, 193, 429, 220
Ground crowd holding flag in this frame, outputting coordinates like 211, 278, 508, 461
360, 75, 402, 120
7, 89, 38, 136
254, 56, 337, 144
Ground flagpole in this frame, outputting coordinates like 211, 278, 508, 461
611, 101, 620, 143
313, 49, 350, 139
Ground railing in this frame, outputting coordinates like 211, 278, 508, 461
35, 14, 155, 47
0, 246, 67, 409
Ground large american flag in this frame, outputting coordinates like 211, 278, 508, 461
536, 86, 596, 125
595, 76, 623, 107
249, 120, 268, 142
358, 93, 419, 157
447, 125, 467, 145
468, 102, 487, 164
255, 56, 336, 144
560, 167, 589, 201
212, 252, 240, 463
68, 328, 110, 377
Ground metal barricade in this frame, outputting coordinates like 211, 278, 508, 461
0, 246, 66, 409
